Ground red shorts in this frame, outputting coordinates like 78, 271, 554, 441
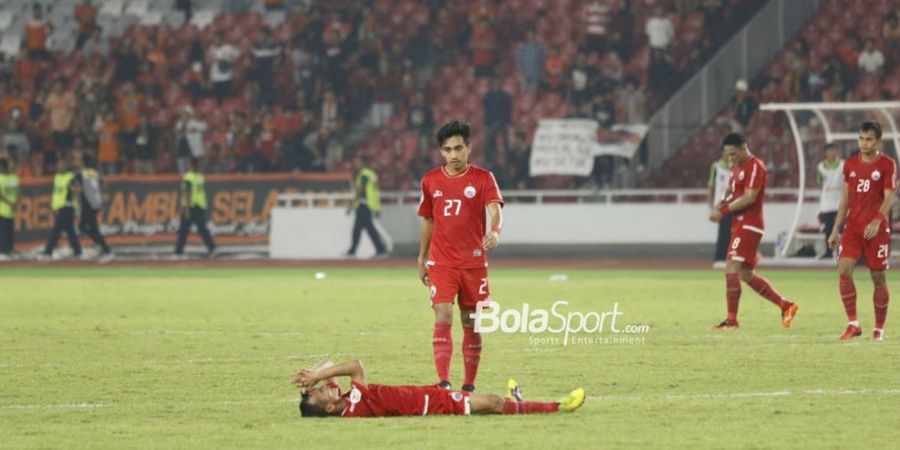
728, 225, 764, 268
427, 265, 490, 310
423, 389, 471, 416
839, 224, 892, 270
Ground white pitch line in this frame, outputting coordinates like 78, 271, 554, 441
5, 389, 900, 412
588, 388, 900, 402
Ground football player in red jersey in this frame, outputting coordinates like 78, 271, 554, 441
416, 120, 504, 393
709, 132, 799, 330
828, 121, 896, 341
291, 359, 585, 418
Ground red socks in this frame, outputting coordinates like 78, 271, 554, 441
432, 322, 452, 382
874, 284, 889, 329
726, 273, 741, 322
747, 274, 789, 309
840, 275, 858, 322
501, 398, 559, 414
462, 327, 482, 386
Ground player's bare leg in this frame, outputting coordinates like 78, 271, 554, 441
432, 303, 454, 388
741, 266, 798, 328
468, 389, 584, 414
459, 307, 480, 392
837, 257, 863, 340
870, 269, 889, 341
712, 260, 742, 330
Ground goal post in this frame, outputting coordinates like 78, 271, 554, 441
758, 101, 900, 260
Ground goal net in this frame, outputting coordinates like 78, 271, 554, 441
758, 101, 900, 262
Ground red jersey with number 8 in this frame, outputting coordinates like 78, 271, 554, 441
418, 165, 504, 269
727, 154, 767, 231
843, 153, 897, 230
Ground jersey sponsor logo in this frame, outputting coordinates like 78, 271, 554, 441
451, 392, 463, 401
850, 170, 857, 178
473, 249, 482, 257
348, 387, 362, 413
738, 171, 745, 181
872, 170, 881, 181
464, 186, 477, 198
433, 190, 444, 198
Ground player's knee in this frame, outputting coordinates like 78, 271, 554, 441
489, 395, 504, 412
838, 265, 854, 278
459, 309, 476, 328
739, 269, 753, 283
434, 305, 453, 324
870, 270, 886, 286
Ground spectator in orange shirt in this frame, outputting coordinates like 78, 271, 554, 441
544, 46, 566, 92
96, 111, 121, 175
45, 80, 77, 152
1, 85, 31, 129
24, 4, 53, 60
74, 0, 98, 51
469, 18, 496, 78
117, 82, 143, 162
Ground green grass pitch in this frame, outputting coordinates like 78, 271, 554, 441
1, 267, 898, 449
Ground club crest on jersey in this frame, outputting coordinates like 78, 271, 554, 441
473, 249, 482, 257
451, 392, 463, 401
347, 387, 362, 412
872, 170, 881, 181
738, 171, 745, 181
464, 186, 477, 198
433, 190, 444, 198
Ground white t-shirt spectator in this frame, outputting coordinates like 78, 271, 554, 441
176, 118, 208, 157
585, 1, 611, 37
858, 49, 884, 74
645, 16, 674, 49
209, 44, 240, 82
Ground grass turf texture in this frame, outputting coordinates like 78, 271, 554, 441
1, 267, 898, 449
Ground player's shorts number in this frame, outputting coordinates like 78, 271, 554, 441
443, 199, 462, 216
856, 179, 871, 192
478, 278, 487, 295
878, 244, 889, 258
731, 237, 741, 249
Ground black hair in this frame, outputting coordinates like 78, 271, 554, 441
82, 153, 96, 168
0, 159, 8, 172
299, 392, 328, 418
436, 120, 471, 147
824, 143, 836, 150
721, 132, 746, 148
860, 121, 883, 139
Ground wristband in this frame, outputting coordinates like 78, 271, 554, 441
491, 225, 502, 234
720, 204, 731, 215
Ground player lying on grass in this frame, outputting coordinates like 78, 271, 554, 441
291, 359, 584, 418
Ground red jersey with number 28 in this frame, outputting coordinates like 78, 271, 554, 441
727, 154, 767, 231
843, 153, 897, 230
418, 165, 504, 269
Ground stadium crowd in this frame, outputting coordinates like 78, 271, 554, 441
0, 0, 762, 189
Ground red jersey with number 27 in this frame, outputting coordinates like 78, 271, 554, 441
418, 164, 504, 269
727, 154, 767, 231
843, 153, 897, 230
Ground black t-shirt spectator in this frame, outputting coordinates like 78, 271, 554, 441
483, 88, 511, 127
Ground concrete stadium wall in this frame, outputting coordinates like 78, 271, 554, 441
270, 203, 821, 258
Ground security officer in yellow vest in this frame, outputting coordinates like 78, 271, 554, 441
0, 158, 20, 259
175, 157, 216, 256
346, 156, 387, 257
42, 154, 82, 259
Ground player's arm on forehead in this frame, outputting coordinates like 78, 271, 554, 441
308, 359, 368, 387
